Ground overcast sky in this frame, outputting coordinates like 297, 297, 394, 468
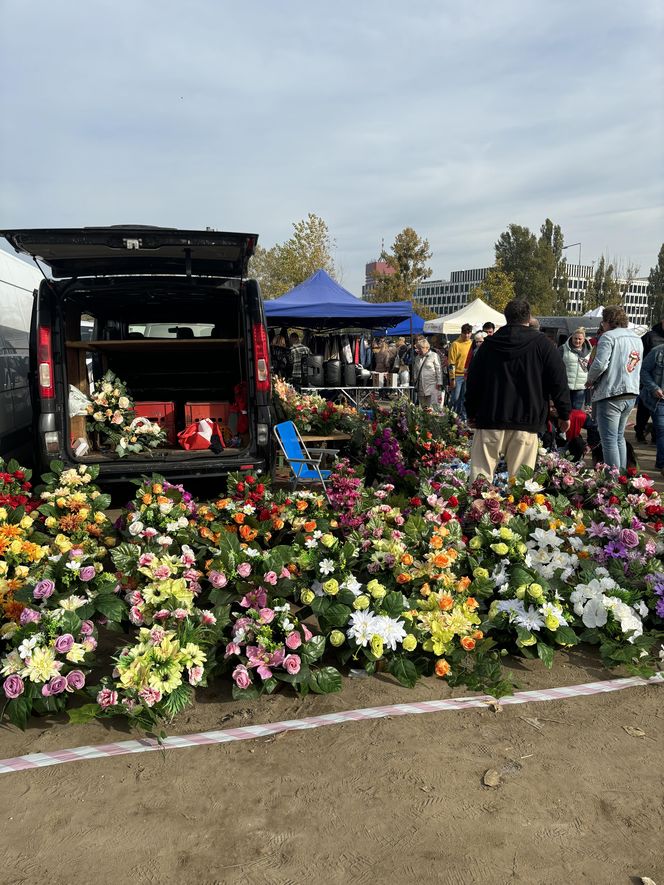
1, 0, 662, 293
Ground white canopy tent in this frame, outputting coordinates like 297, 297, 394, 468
423, 297, 506, 335
581, 305, 648, 336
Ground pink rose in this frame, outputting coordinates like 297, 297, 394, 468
33, 579, 55, 599
66, 670, 86, 691
225, 642, 241, 658
200, 611, 217, 626
149, 626, 166, 644
285, 632, 302, 650
263, 571, 278, 586
208, 571, 228, 590
619, 528, 640, 549
48, 675, 68, 695
143, 527, 158, 538
237, 562, 252, 578
97, 688, 119, 709
258, 607, 275, 624
20, 608, 41, 625
154, 609, 170, 621
129, 606, 144, 625
138, 553, 155, 566
232, 665, 252, 689
280, 567, 291, 579
79, 566, 96, 582
3, 675, 24, 699
154, 565, 171, 580
301, 625, 313, 642
127, 590, 143, 606
54, 633, 75, 654
283, 654, 301, 675
489, 510, 504, 525
80, 620, 95, 636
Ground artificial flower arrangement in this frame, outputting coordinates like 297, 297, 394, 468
37, 460, 114, 548
86, 370, 166, 457
0, 457, 38, 512
224, 593, 340, 698
0, 502, 50, 627
273, 377, 359, 435
1, 607, 97, 729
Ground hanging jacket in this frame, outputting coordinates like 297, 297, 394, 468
586, 327, 643, 402
559, 337, 592, 391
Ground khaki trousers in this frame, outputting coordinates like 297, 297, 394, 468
469, 428, 539, 483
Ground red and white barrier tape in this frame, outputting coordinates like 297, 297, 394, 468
0, 674, 661, 775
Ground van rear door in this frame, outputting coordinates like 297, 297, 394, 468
0, 227, 258, 279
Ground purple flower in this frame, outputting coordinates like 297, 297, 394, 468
208, 570, 228, 589
66, 670, 86, 691
237, 562, 252, 578
80, 620, 95, 636
79, 566, 96, 582
33, 579, 55, 600
47, 675, 67, 695
3, 675, 24, 699
619, 528, 640, 549
20, 608, 41, 625
54, 633, 75, 654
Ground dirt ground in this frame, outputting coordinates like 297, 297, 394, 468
0, 648, 662, 885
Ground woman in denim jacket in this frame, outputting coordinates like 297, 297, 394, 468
586, 305, 643, 471
639, 343, 664, 475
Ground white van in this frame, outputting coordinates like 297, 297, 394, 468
0, 249, 42, 460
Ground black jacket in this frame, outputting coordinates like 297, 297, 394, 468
641, 322, 664, 358
466, 324, 571, 432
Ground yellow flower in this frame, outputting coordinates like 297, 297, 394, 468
370, 635, 384, 658
498, 527, 514, 541
94, 512, 106, 525
527, 583, 544, 600
322, 579, 339, 596
353, 595, 370, 611
469, 537, 482, 550
329, 630, 345, 647
19, 516, 34, 530
45, 516, 58, 529
402, 634, 417, 652
490, 543, 509, 556
9, 539, 22, 555
0, 507, 7, 521
300, 589, 315, 605
473, 567, 489, 580
320, 533, 336, 549
65, 644, 86, 663
24, 647, 60, 682
545, 613, 559, 631
533, 493, 546, 505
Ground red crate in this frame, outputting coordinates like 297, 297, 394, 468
184, 401, 231, 426
133, 401, 177, 445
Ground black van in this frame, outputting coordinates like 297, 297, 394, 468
0, 226, 272, 482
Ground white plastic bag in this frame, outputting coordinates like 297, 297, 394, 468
68, 385, 92, 417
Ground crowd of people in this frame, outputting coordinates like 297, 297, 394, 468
271, 304, 664, 482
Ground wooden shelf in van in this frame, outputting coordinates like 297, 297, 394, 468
65, 338, 243, 350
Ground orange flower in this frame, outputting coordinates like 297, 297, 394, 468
438, 593, 454, 611
157, 495, 169, 505
420, 582, 431, 597
233, 512, 245, 525
240, 525, 258, 541
272, 518, 285, 531
434, 659, 451, 678
304, 520, 317, 532
215, 498, 231, 509
433, 553, 450, 568
401, 553, 414, 566
142, 493, 153, 505
460, 636, 476, 651
288, 563, 298, 574
225, 524, 238, 534
455, 576, 471, 593
517, 502, 528, 513
575, 523, 586, 535
296, 500, 308, 512
472, 630, 484, 640
152, 483, 163, 494
430, 535, 443, 550
396, 573, 412, 584
578, 550, 590, 559
465, 597, 478, 611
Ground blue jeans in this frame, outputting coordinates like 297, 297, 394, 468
594, 396, 636, 471
450, 379, 466, 420
570, 389, 586, 410
651, 401, 664, 469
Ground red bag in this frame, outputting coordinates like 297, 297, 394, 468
177, 419, 224, 451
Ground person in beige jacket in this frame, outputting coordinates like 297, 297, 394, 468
413, 338, 443, 408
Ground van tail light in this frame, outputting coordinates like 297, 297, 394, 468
252, 322, 271, 392
38, 325, 55, 398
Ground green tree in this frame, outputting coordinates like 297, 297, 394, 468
250, 213, 336, 299
647, 243, 664, 324
494, 218, 566, 314
584, 256, 621, 311
468, 262, 515, 312
369, 227, 432, 302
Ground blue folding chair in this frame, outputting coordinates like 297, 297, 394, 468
273, 421, 338, 496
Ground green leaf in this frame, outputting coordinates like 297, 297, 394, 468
381, 591, 407, 619
536, 641, 554, 669
59, 611, 82, 634
263, 677, 279, 694
387, 655, 419, 688
300, 635, 325, 664
554, 626, 579, 646
67, 703, 101, 724
161, 683, 193, 718
49, 459, 65, 475
307, 667, 342, 694
94, 593, 127, 623
318, 603, 351, 630
7, 697, 31, 731
231, 683, 260, 700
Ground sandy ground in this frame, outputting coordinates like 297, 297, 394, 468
0, 647, 662, 885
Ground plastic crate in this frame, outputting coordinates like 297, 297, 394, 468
184, 401, 231, 425
133, 401, 177, 445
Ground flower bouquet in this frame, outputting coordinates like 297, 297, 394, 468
37, 460, 114, 548
86, 370, 166, 457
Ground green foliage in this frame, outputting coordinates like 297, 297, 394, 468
387, 655, 419, 688
468, 262, 515, 312
584, 256, 621, 311
161, 683, 193, 719
307, 666, 342, 694
495, 218, 567, 315
648, 242, 664, 323
369, 227, 432, 302
67, 703, 101, 724
250, 213, 336, 299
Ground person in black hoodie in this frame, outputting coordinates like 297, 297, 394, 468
466, 298, 571, 482
634, 317, 664, 442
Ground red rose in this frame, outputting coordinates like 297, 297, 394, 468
441, 510, 452, 522
410, 497, 422, 507
447, 495, 458, 506
609, 495, 619, 505
236, 482, 245, 493
618, 476, 628, 484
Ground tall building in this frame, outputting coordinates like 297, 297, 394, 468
413, 264, 650, 325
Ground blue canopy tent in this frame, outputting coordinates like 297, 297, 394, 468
379, 313, 426, 337
263, 269, 412, 329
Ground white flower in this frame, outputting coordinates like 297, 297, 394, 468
305, 538, 319, 549
58, 595, 87, 611
318, 558, 335, 576
18, 636, 39, 660
0, 650, 24, 676
342, 575, 363, 596
347, 610, 377, 647
372, 615, 407, 651
540, 601, 568, 626
524, 479, 544, 493
128, 520, 144, 536
65, 560, 81, 572
245, 547, 260, 558
311, 580, 324, 597
513, 605, 545, 632
529, 528, 563, 549
581, 596, 608, 629
497, 599, 526, 616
